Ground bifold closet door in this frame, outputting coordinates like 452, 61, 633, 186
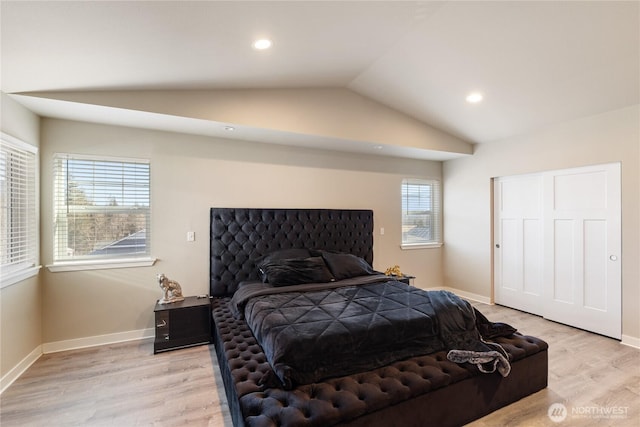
494, 163, 621, 339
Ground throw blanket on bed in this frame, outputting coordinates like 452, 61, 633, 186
428, 290, 511, 377
232, 278, 513, 389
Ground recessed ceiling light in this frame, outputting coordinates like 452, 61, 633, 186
374, 145, 384, 150
224, 126, 235, 131
466, 92, 483, 103
253, 39, 272, 50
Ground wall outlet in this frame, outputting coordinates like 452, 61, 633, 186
187, 231, 195, 242
380, 227, 385, 235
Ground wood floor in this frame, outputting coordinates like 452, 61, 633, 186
1, 303, 638, 426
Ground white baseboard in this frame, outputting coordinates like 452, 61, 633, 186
1, 345, 42, 394
621, 334, 640, 349
42, 328, 155, 354
446, 287, 492, 305
423, 285, 492, 305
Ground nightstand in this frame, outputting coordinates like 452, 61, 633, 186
396, 275, 416, 286
153, 296, 212, 354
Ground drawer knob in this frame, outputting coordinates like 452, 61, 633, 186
156, 319, 167, 327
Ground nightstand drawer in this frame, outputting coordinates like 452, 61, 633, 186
156, 311, 169, 329
155, 311, 170, 342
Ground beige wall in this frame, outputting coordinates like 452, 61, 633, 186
0, 92, 41, 379
443, 105, 640, 341
40, 118, 443, 344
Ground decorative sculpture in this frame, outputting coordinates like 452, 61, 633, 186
157, 273, 185, 304
385, 265, 403, 277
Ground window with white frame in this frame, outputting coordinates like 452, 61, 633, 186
0, 133, 38, 285
401, 178, 442, 247
53, 154, 150, 263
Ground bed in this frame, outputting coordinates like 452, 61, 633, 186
210, 208, 548, 427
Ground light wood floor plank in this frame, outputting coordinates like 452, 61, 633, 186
1, 303, 638, 426
468, 303, 640, 427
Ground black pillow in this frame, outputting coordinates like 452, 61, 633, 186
260, 257, 334, 286
255, 248, 311, 282
319, 251, 375, 280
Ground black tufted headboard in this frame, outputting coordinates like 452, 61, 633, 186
210, 208, 374, 296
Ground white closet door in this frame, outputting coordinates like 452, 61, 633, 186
494, 174, 544, 314
494, 163, 621, 339
542, 163, 621, 339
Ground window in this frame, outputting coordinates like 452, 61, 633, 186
401, 178, 442, 248
0, 132, 38, 287
53, 154, 151, 266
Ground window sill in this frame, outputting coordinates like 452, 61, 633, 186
1, 265, 42, 289
47, 257, 157, 273
401, 243, 443, 250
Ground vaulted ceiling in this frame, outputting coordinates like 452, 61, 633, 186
2, 1, 638, 159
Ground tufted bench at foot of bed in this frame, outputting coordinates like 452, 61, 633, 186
211, 297, 548, 427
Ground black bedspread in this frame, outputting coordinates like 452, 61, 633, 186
233, 277, 505, 389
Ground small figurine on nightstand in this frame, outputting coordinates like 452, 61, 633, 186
385, 265, 403, 277
157, 273, 185, 304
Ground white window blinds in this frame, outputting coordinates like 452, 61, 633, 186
53, 154, 150, 261
401, 178, 442, 246
0, 133, 38, 277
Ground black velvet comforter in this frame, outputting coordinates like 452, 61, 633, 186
231, 276, 508, 389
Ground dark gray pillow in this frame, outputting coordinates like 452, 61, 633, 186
260, 257, 334, 286
255, 248, 311, 282
319, 251, 375, 280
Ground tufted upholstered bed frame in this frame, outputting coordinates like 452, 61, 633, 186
210, 208, 548, 427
